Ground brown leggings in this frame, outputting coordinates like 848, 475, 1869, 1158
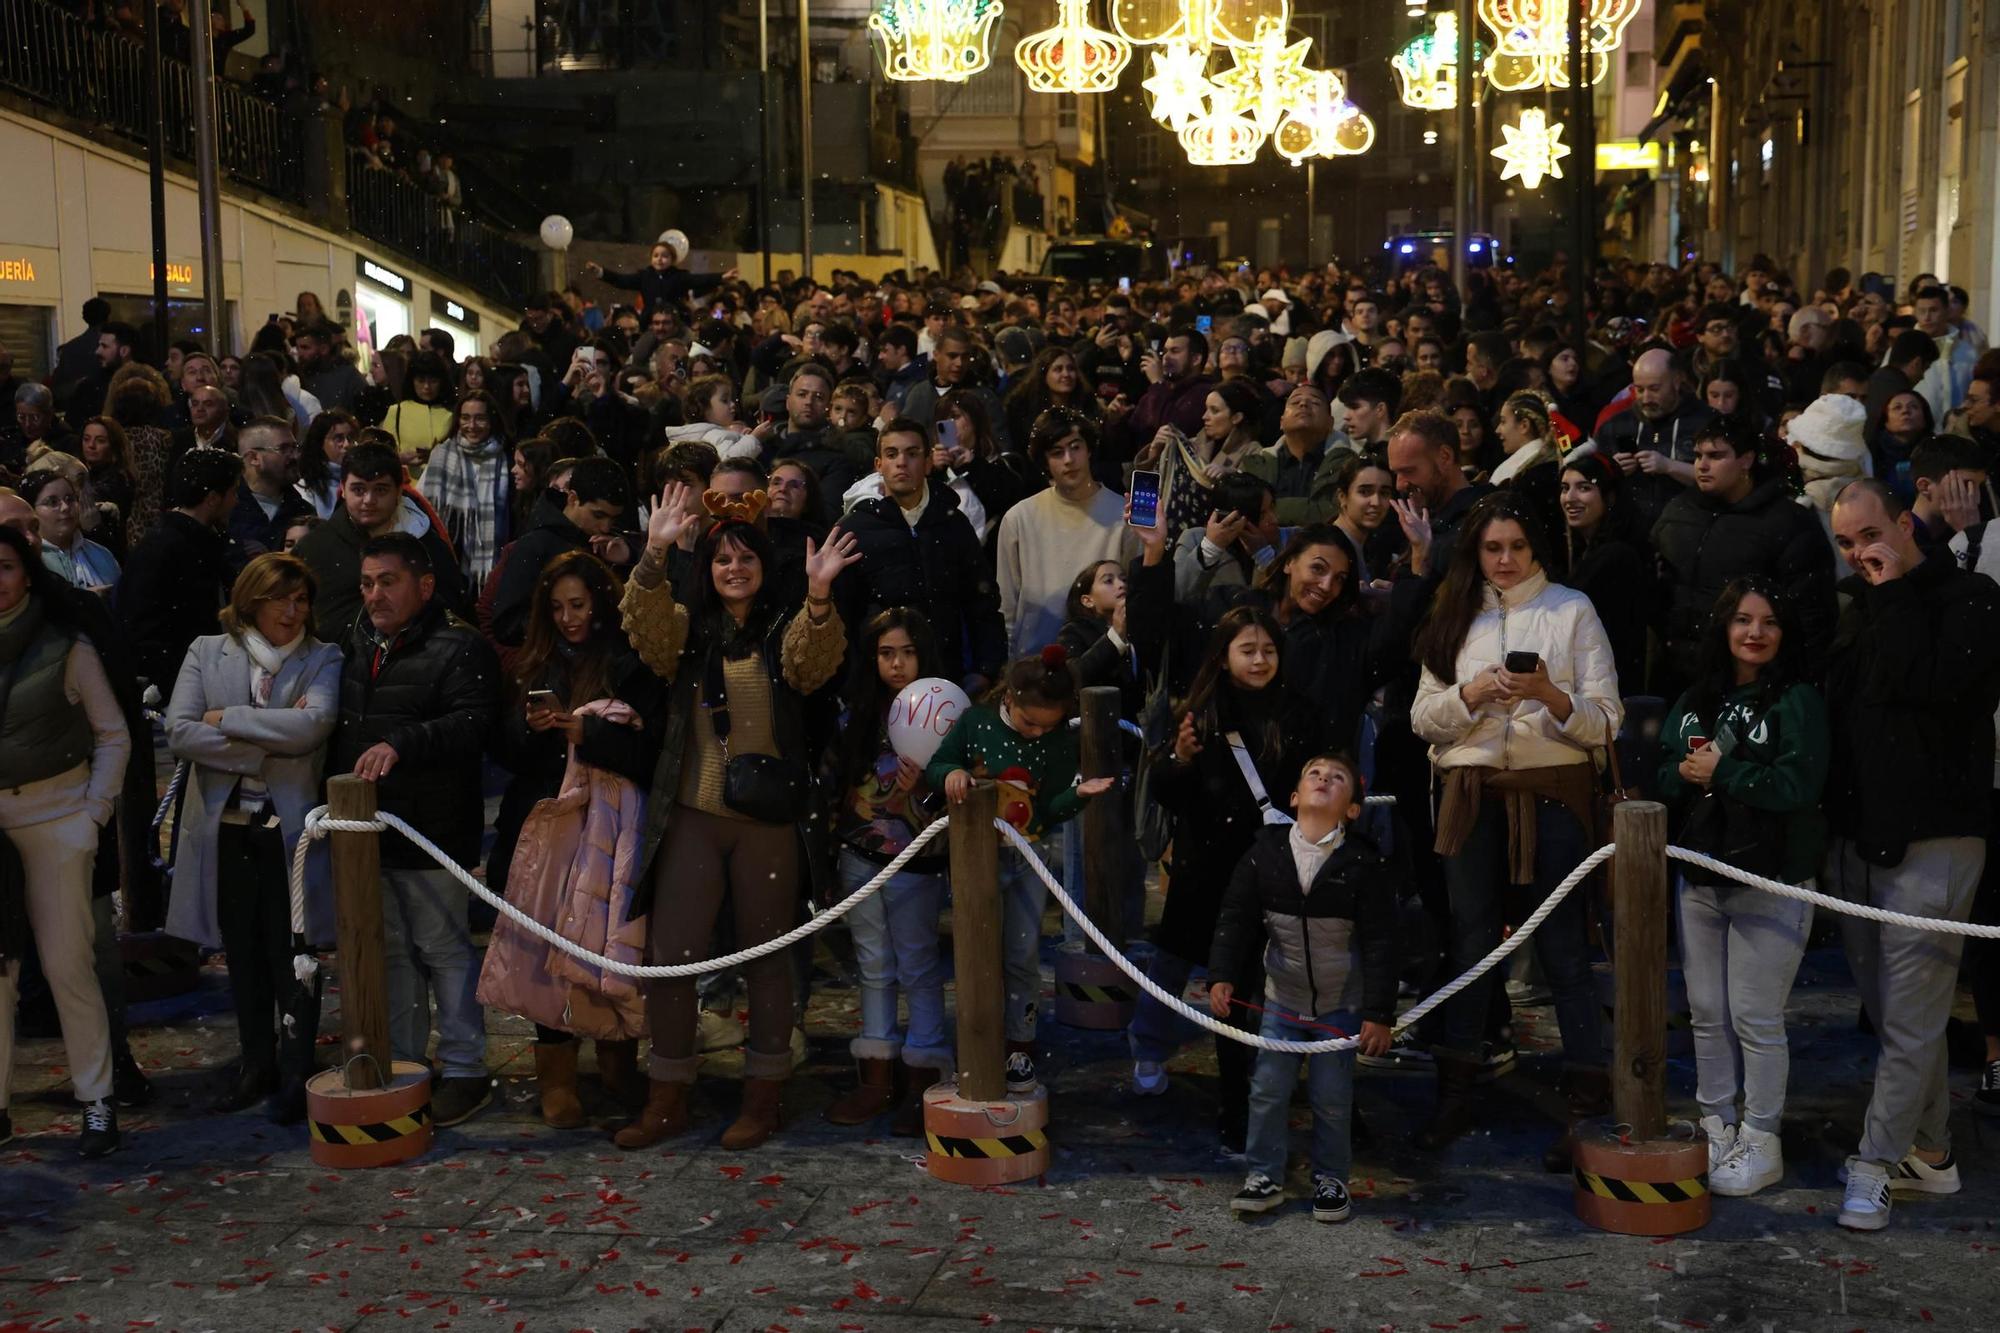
646, 805, 798, 1082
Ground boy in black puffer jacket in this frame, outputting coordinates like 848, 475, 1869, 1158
1209, 754, 1398, 1225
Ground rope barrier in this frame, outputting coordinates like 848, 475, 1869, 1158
288, 805, 949, 979
150, 761, 187, 835
1664, 847, 2000, 938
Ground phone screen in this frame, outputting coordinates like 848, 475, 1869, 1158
937, 419, 958, 452
1118, 276, 1132, 294
1127, 470, 1162, 528
1195, 314, 1213, 335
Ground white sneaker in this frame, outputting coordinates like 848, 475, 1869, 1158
1887, 1149, 1961, 1195
1699, 1115, 1737, 1174
1837, 1164, 1893, 1231
697, 1010, 745, 1053
1710, 1126, 1782, 1197
1131, 1060, 1168, 1095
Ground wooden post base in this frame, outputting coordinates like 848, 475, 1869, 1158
1052, 951, 1137, 1030
305, 1060, 434, 1169
1571, 1121, 1710, 1235
921, 1082, 1050, 1186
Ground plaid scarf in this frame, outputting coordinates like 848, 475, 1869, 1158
420, 436, 510, 582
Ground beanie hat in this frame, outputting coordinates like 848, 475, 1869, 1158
1788, 393, 1868, 465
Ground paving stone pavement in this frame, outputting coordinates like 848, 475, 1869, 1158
5, 926, 1999, 1333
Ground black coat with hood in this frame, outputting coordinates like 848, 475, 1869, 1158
1651, 475, 1837, 683
1595, 398, 1715, 530
834, 477, 1007, 682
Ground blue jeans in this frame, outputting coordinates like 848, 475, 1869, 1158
1246, 1005, 1359, 1183
998, 837, 1055, 1043
1127, 951, 1200, 1064
1440, 795, 1604, 1067
839, 849, 952, 1071
380, 867, 486, 1079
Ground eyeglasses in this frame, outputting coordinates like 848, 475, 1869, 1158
34, 492, 79, 510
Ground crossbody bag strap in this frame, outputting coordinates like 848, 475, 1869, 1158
1226, 730, 1293, 826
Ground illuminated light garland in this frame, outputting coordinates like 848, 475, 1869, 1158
1476, 0, 1639, 91
1016, 0, 1133, 93
1390, 12, 1485, 111
1209, 16, 1312, 133
1142, 37, 1216, 130
1492, 106, 1570, 189
1273, 69, 1376, 163
1179, 86, 1267, 164
1206, 0, 1291, 48
1110, 0, 1191, 44
869, 0, 1005, 82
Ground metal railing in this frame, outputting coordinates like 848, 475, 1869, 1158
0, 0, 298, 198
345, 150, 540, 310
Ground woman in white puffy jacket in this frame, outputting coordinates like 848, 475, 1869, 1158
1408, 492, 1623, 1160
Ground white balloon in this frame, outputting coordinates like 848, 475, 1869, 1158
657, 228, 690, 263
539, 215, 574, 251
886, 677, 972, 768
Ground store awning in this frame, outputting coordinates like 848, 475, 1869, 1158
1640, 55, 1710, 144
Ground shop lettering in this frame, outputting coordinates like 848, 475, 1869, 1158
149, 262, 194, 284
0, 258, 35, 282
444, 299, 466, 321
362, 259, 409, 294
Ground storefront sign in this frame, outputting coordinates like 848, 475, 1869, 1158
357, 255, 410, 296
1596, 140, 1662, 171
151, 262, 195, 285
429, 291, 481, 331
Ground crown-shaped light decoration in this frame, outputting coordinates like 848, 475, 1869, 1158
1209, 16, 1311, 133
1273, 68, 1376, 162
1477, 0, 1639, 91
1016, 0, 1133, 93
1492, 105, 1570, 188
1390, 12, 1485, 111
1179, 85, 1267, 165
1141, 36, 1216, 129
869, 0, 1005, 82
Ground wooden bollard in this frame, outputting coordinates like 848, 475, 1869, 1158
327, 775, 391, 1091
946, 780, 1005, 1103
1574, 799, 1706, 1235
1610, 799, 1668, 1139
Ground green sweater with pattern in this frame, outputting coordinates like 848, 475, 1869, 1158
924, 703, 1085, 841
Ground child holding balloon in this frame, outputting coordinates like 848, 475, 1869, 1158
824, 609, 956, 1132
929, 644, 1117, 1094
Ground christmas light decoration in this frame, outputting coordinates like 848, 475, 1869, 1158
1179, 86, 1267, 165
1390, 12, 1484, 111
1273, 69, 1376, 163
1110, 0, 1190, 44
1206, 0, 1291, 48
1141, 37, 1215, 130
1477, 0, 1640, 92
868, 0, 1005, 83
1209, 16, 1311, 132
1016, 0, 1132, 93
1492, 106, 1570, 189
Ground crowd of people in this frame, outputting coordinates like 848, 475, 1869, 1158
0, 240, 1996, 1238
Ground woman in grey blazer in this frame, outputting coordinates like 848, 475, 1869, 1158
166, 553, 342, 1121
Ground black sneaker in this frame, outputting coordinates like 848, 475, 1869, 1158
112, 1049, 154, 1109
1978, 1060, 2000, 1117
431, 1076, 493, 1128
1356, 1031, 1432, 1069
1472, 1042, 1517, 1082
1004, 1051, 1037, 1095
1230, 1171, 1284, 1214
1312, 1173, 1352, 1223
78, 1099, 120, 1159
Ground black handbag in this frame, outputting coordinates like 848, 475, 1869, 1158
704, 641, 811, 825
1676, 790, 1787, 887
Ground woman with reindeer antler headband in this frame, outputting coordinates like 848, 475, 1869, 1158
610, 479, 862, 1153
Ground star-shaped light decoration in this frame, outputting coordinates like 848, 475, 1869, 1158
1210, 16, 1311, 133
1390, 12, 1484, 111
1205, 0, 1291, 48
1492, 106, 1570, 189
1179, 84, 1267, 165
1016, 0, 1133, 93
1142, 37, 1215, 131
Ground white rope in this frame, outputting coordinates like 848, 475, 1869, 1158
151, 761, 187, 834
997, 818, 1615, 1055
1665, 846, 2000, 938
290, 804, 949, 978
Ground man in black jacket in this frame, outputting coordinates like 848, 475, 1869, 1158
1652, 417, 1837, 690
330, 533, 499, 1128
754, 363, 869, 520
1595, 348, 1713, 531
835, 420, 1006, 689
1823, 479, 2000, 1232
295, 441, 468, 640
488, 456, 633, 645
228, 417, 314, 557
116, 447, 242, 688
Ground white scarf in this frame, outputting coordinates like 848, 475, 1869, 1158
244, 628, 304, 705
1491, 437, 1557, 487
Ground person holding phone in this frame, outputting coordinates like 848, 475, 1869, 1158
1409, 493, 1622, 1163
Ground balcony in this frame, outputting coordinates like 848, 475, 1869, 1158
0, 0, 538, 310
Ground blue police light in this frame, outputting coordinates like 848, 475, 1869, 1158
1399, 242, 1416, 254
1469, 240, 1484, 253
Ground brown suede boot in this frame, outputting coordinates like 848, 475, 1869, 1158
890, 1065, 943, 1138
720, 1077, 785, 1150
825, 1058, 897, 1126
595, 1039, 641, 1110
533, 1042, 586, 1129
613, 1078, 691, 1149
1412, 1054, 1483, 1151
